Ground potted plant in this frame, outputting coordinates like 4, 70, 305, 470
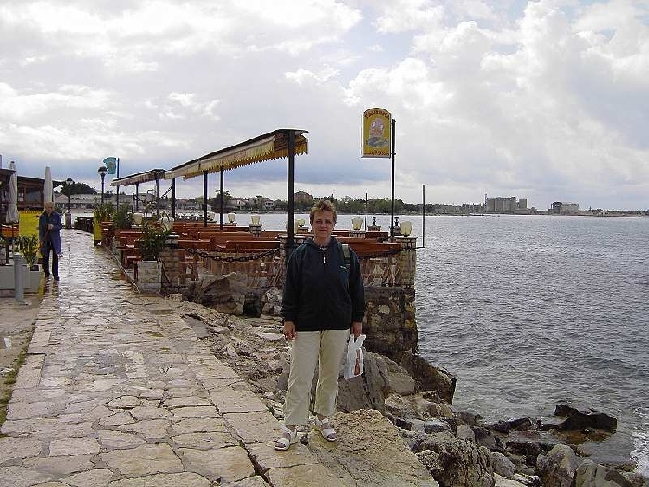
93, 203, 114, 246
138, 221, 169, 262
113, 204, 133, 230
15, 235, 41, 292
136, 221, 169, 293
16, 235, 40, 270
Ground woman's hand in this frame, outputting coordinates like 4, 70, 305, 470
351, 321, 362, 338
283, 320, 296, 340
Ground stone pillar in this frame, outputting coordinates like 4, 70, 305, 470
248, 224, 262, 237
394, 236, 417, 287
279, 234, 308, 267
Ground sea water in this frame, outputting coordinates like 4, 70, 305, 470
413, 214, 649, 474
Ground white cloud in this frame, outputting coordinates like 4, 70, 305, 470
0, 0, 648, 210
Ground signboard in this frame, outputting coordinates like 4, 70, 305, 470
103, 157, 117, 175
361, 108, 392, 158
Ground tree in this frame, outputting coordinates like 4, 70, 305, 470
62, 182, 97, 195
215, 190, 232, 210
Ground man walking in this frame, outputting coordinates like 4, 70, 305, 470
39, 201, 62, 281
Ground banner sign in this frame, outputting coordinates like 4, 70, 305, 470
361, 108, 392, 158
103, 157, 117, 175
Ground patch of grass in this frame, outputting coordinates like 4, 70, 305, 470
0, 325, 35, 433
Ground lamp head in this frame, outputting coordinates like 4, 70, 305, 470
98, 165, 107, 176
66, 177, 73, 185
400, 221, 413, 237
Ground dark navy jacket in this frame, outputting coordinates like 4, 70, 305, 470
281, 237, 365, 331
38, 210, 62, 255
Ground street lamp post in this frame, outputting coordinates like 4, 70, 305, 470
98, 166, 107, 205
65, 177, 74, 229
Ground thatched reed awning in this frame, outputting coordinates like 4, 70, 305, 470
110, 169, 166, 187
165, 128, 308, 180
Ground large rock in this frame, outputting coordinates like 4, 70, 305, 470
574, 459, 636, 487
416, 434, 495, 487
307, 409, 439, 487
553, 404, 618, 433
536, 444, 580, 487
399, 351, 456, 403
184, 273, 247, 315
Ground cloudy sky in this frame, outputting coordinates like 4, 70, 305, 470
1, 0, 648, 210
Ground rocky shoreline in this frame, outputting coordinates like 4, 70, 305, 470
174, 293, 648, 487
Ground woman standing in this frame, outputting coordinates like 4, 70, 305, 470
276, 199, 365, 450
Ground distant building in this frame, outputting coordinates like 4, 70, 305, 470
485, 196, 529, 214
551, 202, 579, 214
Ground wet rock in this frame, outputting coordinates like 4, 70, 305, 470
424, 418, 453, 434
491, 418, 534, 433
399, 351, 456, 403
495, 473, 528, 486
491, 451, 516, 478
417, 435, 495, 487
457, 424, 476, 442
574, 459, 636, 487
553, 404, 618, 433
536, 443, 580, 487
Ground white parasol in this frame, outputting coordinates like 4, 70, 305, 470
6, 161, 19, 224
44, 166, 53, 204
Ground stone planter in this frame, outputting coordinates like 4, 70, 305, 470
26, 268, 42, 293
0, 262, 40, 293
137, 260, 162, 293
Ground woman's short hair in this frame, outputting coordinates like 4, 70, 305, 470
309, 199, 337, 224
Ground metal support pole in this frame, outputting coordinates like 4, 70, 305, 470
219, 168, 224, 230
422, 184, 426, 248
171, 178, 176, 218
203, 171, 208, 227
100, 175, 105, 205
116, 158, 120, 208
155, 175, 160, 218
135, 183, 140, 211
390, 118, 396, 238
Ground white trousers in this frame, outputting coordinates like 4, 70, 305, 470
284, 329, 350, 426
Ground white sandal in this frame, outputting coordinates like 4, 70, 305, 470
274, 425, 298, 451
314, 417, 337, 442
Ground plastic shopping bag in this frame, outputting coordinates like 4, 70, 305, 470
344, 334, 366, 380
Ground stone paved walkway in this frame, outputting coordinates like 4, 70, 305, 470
0, 229, 347, 487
